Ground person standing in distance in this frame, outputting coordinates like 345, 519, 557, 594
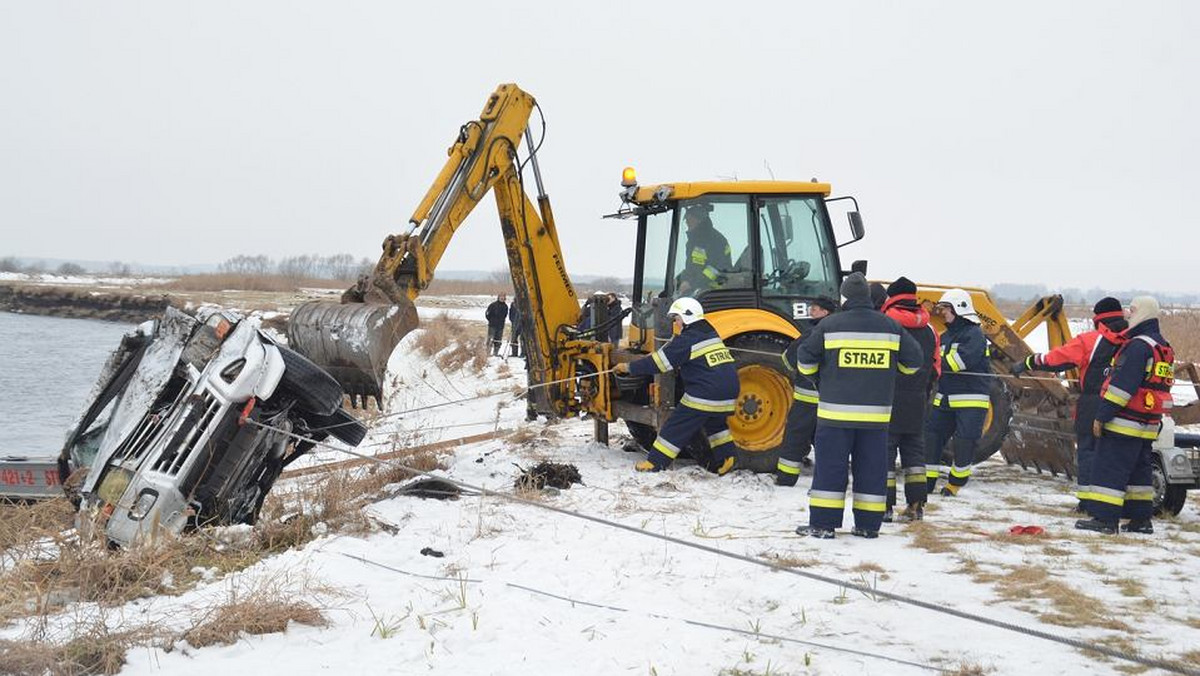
485, 293, 509, 357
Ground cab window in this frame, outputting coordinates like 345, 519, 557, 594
671, 196, 752, 296
757, 196, 838, 311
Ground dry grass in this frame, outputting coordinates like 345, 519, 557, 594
850, 561, 886, 574
0, 614, 165, 676
181, 580, 327, 648
0, 528, 264, 622
424, 278, 512, 296
1161, 309, 1200, 363
165, 273, 344, 292
0, 498, 76, 566
1183, 650, 1200, 666
972, 564, 1129, 630
412, 312, 488, 372
904, 521, 973, 554
0, 457, 431, 625
759, 551, 821, 569
1103, 576, 1147, 598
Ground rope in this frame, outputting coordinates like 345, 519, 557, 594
246, 419, 1197, 675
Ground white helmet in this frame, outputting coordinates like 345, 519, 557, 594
937, 288, 980, 324
667, 297, 705, 325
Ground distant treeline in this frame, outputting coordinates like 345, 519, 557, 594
1, 257, 124, 276
991, 282, 1199, 307
218, 254, 374, 281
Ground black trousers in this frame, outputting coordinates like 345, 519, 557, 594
488, 324, 504, 355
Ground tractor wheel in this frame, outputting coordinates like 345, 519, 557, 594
973, 379, 1013, 464
726, 333, 794, 474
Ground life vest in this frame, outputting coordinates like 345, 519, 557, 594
1105, 335, 1174, 426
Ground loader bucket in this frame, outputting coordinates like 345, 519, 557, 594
1002, 413, 1078, 478
286, 300, 419, 408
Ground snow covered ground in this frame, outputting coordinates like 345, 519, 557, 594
103, 333, 1200, 674
0, 271, 172, 287
5, 308, 1199, 675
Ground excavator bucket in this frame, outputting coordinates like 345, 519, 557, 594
286, 299, 419, 408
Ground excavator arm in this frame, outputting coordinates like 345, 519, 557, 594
289, 84, 597, 413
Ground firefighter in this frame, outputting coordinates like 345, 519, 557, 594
925, 289, 990, 497
1011, 297, 1127, 513
792, 273, 923, 538
775, 296, 838, 486
676, 204, 732, 295
614, 297, 740, 475
1076, 296, 1172, 535
881, 277, 940, 522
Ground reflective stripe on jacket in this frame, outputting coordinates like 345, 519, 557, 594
628, 319, 740, 412
934, 316, 989, 406
1096, 320, 1174, 439
790, 298, 923, 429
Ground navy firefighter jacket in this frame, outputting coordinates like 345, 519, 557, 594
628, 319, 740, 412
932, 316, 990, 409
791, 297, 924, 429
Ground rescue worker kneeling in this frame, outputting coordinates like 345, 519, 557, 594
1077, 296, 1173, 535
791, 273, 923, 539
615, 297, 740, 475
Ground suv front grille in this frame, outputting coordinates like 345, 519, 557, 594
152, 390, 220, 476
113, 382, 190, 464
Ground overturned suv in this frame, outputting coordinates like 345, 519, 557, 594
65, 307, 365, 547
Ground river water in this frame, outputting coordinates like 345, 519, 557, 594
0, 312, 134, 456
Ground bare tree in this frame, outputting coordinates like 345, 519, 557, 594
220, 255, 273, 276
56, 262, 87, 275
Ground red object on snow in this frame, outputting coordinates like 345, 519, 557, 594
1008, 525, 1045, 535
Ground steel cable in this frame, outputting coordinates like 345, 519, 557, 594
248, 419, 1197, 675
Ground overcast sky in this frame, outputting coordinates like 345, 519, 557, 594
1, 1, 1196, 292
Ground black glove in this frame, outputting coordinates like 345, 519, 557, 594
1010, 356, 1033, 375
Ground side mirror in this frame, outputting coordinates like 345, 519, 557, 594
851, 260, 869, 276
847, 212, 865, 242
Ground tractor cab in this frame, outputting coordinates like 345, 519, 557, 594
609, 173, 868, 467
612, 175, 866, 348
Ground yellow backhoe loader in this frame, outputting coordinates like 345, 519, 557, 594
287, 83, 1200, 493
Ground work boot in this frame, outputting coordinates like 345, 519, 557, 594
882, 508, 894, 523
1074, 518, 1118, 535
897, 503, 924, 522
1072, 501, 1087, 514
940, 485, 959, 497
1122, 519, 1154, 534
775, 473, 799, 487
796, 526, 835, 539
715, 456, 736, 476
851, 527, 880, 539
635, 460, 662, 473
